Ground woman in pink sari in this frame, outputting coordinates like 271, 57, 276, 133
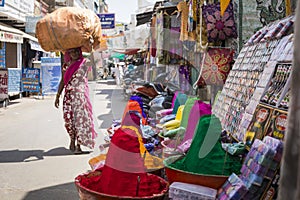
55, 47, 96, 153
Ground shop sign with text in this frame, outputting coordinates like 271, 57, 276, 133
0, 69, 8, 100
22, 68, 40, 93
97, 13, 115, 29
0, 31, 23, 43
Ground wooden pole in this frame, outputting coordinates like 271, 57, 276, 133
278, 1, 300, 199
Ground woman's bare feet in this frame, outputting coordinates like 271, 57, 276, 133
74, 144, 83, 154
69, 140, 75, 152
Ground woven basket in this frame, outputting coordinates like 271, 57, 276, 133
75, 171, 169, 200
163, 155, 228, 189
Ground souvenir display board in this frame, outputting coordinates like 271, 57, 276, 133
214, 69, 261, 134
213, 40, 278, 136
217, 136, 283, 200
261, 63, 291, 108
213, 16, 294, 200
257, 110, 287, 199
213, 15, 294, 142
244, 104, 273, 146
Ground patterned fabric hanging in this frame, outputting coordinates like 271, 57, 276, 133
179, 64, 191, 92
197, 47, 234, 86
177, 1, 196, 41
202, 3, 237, 43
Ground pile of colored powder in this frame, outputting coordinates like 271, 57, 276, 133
169, 115, 241, 176
80, 125, 167, 197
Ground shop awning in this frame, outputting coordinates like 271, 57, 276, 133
0, 23, 45, 49
22, 32, 47, 52
110, 52, 125, 60
136, 1, 177, 26
0, 22, 24, 43
23, 32, 38, 42
0, 22, 24, 35
0, 23, 44, 47
28, 40, 46, 52
136, 11, 153, 26
113, 48, 140, 55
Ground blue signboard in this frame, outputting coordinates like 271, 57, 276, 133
41, 57, 61, 95
21, 68, 40, 93
97, 13, 115, 29
8, 68, 21, 93
0, 0, 4, 7
0, 42, 6, 69
0, 69, 8, 100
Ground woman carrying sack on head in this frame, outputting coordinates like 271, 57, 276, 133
55, 47, 96, 154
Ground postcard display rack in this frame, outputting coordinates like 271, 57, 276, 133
213, 16, 294, 200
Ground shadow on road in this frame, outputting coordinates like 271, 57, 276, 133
0, 149, 44, 162
94, 88, 124, 102
95, 87, 126, 129
94, 89, 113, 99
0, 100, 20, 108
97, 110, 114, 129
96, 79, 116, 85
22, 182, 79, 200
0, 147, 91, 163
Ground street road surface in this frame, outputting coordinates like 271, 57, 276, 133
0, 79, 126, 200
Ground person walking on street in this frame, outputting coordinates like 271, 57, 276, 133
114, 64, 121, 85
103, 67, 108, 80
55, 47, 96, 154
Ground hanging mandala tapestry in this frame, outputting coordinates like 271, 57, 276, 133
202, 3, 237, 43
197, 47, 234, 86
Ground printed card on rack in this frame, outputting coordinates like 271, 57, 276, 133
278, 36, 293, 62
246, 99, 260, 115
236, 112, 254, 142
257, 61, 277, 88
244, 104, 273, 146
265, 110, 288, 141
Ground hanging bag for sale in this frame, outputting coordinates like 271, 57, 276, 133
194, 47, 234, 87
202, 2, 237, 43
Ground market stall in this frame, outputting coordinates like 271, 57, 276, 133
38, 1, 297, 199
83, 0, 296, 198
212, 15, 294, 199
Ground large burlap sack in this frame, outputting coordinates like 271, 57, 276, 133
36, 7, 107, 52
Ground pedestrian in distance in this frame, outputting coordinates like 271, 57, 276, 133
103, 67, 108, 80
114, 64, 121, 85
55, 47, 96, 154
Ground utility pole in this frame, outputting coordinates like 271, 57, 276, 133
238, 0, 243, 53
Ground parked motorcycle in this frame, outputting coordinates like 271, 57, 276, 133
132, 81, 180, 117
122, 78, 146, 100
122, 64, 145, 99
123, 65, 144, 80
146, 81, 181, 118
122, 69, 180, 119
